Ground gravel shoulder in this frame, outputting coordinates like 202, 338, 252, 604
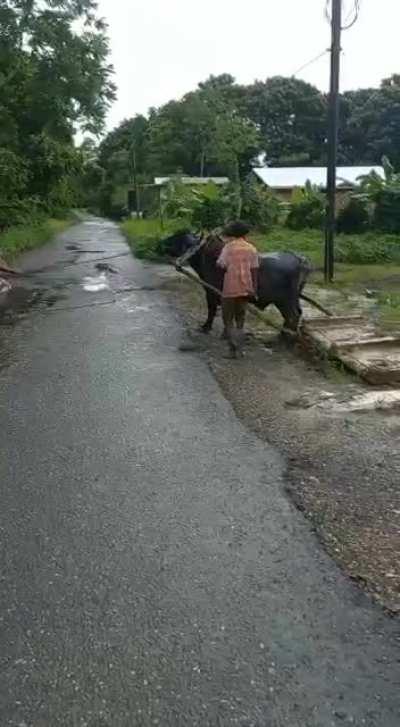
157, 269, 400, 614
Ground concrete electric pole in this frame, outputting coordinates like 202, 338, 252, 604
325, 0, 342, 282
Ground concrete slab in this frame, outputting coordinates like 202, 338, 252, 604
303, 316, 400, 386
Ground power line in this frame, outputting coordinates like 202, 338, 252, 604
294, 3, 362, 80
291, 49, 329, 77
325, 0, 362, 30
342, 0, 361, 30
325, 0, 331, 23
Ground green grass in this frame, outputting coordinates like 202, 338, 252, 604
121, 218, 185, 260
252, 228, 400, 267
0, 218, 73, 262
375, 291, 400, 330
252, 228, 324, 265
324, 263, 400, 289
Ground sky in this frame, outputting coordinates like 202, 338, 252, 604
97, 0, 400, 132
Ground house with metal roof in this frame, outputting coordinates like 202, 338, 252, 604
252, 165, 384, 203
154, 176, 229, 187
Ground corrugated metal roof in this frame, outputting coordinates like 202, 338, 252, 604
154, 176, 229, 186
253, 166, 384, 189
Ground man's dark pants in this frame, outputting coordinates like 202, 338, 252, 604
221, 296, 248, 355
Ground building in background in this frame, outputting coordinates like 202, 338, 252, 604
252, 166, 384, 206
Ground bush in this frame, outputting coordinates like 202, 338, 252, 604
286, 182, 325, 230
335, 233, 400, 264
0, 218, 72, 260
357, 159, 400, 234
191, 188, 235, 230
162, 180, 235, 230
0, 149, 29, 199
121, 218, 182, 259
98, 181, 128, 220
162, 180, 197, 222
337, 196, 370, 234
0, 149, 32, 228
373, 188, 400, 233
241, 178, 282, 231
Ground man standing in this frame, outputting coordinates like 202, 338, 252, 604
217, 221, 259, 359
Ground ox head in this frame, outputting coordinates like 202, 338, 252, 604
158, 230, 201, 260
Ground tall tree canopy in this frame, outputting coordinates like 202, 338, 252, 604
0, 0, 115, 225
340, 76, 400, 167
100, 72, 400, 194
243, 77, 327, 166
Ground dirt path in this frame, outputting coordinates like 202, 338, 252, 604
158, 270, 400, 614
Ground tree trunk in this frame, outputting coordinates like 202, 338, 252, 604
200, 149, 206, 177
233, 157, 242, 217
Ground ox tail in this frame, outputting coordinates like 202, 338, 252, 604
300, 292, 333, 317
295, 255, 333, 317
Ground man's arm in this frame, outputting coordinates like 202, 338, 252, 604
251, 268, 258, 296
250, 250, 259, 298
217, 247, 227, 269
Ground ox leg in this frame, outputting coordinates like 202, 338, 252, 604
276, 300, 301, 336
200, 291, 219, 333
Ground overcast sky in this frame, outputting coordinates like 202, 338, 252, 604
97, 0, 400, 131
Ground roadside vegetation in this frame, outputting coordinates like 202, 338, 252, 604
0, 0, 114, 259
121, 169, 400, 330
95, 72, 400, 221
121, 219, 181, 260
3, 4, 400, 330
0, 218, 73, 262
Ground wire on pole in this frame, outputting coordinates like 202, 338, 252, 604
291, 49, 329, 78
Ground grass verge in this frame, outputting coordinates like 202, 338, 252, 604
121, 218, 183, 260
0, 218, 73, 262
252, 228, 400, 267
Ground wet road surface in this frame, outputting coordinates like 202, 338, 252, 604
0, 219, 399, 726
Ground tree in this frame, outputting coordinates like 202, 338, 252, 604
340, 77, 400, 167
244, 77, 327, 166
146, 101, 198, 175
357, 157, 400, 232
0, 0, 115, 223
98, 116, 148, 180
0, 0, 115, 139
145, 74, 257, 179
181, 93, 216, 177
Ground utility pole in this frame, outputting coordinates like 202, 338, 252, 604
325, 0, 342, 282
132, 146, 141, 217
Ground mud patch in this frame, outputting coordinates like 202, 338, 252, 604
0, 284, 68, 326
0, 287, 43, 325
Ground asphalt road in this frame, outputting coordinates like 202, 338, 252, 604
0, 219, 399, 727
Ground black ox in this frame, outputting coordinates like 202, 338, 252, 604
161, 230, 312, 333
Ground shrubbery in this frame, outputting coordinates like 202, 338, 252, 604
356, 159, 400, 233
336, 196, 370, 234
286, 182, 325, 230
241, 178, 282, 231
335, 233, 400, 264
161, 180, 236, 230
373, 188, 400, 233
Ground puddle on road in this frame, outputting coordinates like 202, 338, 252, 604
0, 279, 12, 296
82, 273, 110, 292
